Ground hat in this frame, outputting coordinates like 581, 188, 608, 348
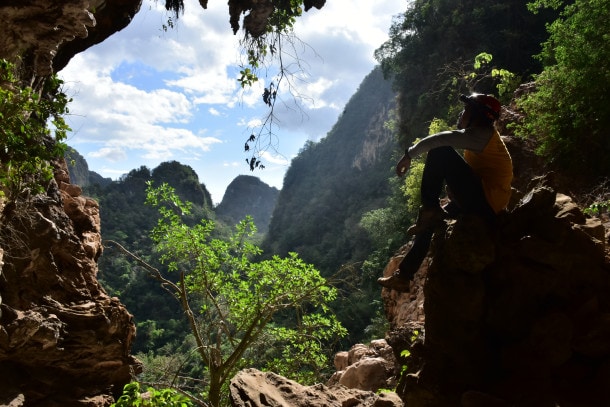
460, 93, 501, 120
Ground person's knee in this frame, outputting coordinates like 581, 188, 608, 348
428, 146, 455, 159
426, 146, 460, 172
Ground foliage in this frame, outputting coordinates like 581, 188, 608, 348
401, 119, 451, 217
88, 162, 216, 354
374, 0, 554, 145
583, 201, 610, 217
580, 180, 610, 217
236, 0, 306, 86
398, 329, 420, 377
259, 314, 347, 384
461, 53, 520, 103
235, 0, 327, 170
112, 382, 193, 407
0, 59, 71, 198
238, 32, 302, 171
113, 183, 345, 406
402, 158, 425, 216
514, 0, 610, 177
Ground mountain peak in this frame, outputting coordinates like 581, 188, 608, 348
216, 175, 279, 233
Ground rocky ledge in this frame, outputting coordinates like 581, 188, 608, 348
380, 176, 610, 406
230, 368, 403, 407
0, 160, 141, 406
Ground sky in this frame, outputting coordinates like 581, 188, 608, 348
59, 0, 406, 205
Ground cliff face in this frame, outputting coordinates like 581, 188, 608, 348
263, 67, 396, 280
0, 161, 141, 406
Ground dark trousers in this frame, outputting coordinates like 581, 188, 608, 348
421, 146, 494, 218
399, 146, 495, 277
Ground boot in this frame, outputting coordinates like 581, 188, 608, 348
377, 271, 411, 292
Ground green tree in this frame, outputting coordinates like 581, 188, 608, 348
515, 0, 610, 177
0, 59, 70, 198
90, 162, 221, 354
110, 183, 345, 407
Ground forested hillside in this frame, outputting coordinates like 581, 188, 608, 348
263, 67, 397, 342
264, 67, 395, 270
66, 158, 280, 352
376, 0, 557, 142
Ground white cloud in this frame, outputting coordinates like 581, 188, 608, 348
58, 0, 405, 203
208, 107, 221, 116
260, 150, 290, 166
88, 147, 127, 162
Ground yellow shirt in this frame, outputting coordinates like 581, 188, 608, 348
464, 129, 513, 213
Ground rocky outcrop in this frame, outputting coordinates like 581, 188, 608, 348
229, 368, 403, 407
380, 178, 610, 406
328, 340, 398, 392
0, 0, 142, 78
229, 340, 404, 406
0, 161, 141, 406
0, 2, 153, 405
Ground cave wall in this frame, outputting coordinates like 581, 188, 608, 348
0, 0, 142, 79
0, 1, 143, 405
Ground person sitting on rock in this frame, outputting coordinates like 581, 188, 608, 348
378, 93, 513, 292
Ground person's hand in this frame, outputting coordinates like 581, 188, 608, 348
395, 154, 411, 177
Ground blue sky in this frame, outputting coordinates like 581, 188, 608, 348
59, 0, 405, 205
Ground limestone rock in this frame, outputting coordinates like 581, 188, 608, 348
339, 358, 392, 392
0, 0, 142, 77
379, 244, 426, 330
229, 368, 403, 407
328, 340, 398, 393
0, 160, 140, 406
380, 182, 610, 406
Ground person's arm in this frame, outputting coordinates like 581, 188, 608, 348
395, 126, 493, 177
407, 126, 493, 158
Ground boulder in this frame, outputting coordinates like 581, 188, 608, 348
328, 340, 398, 392
229, 368, 403, 407
380, 181, 610, 406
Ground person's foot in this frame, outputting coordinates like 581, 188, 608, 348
377, 271, 411, 292
407, 206, 448, 236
